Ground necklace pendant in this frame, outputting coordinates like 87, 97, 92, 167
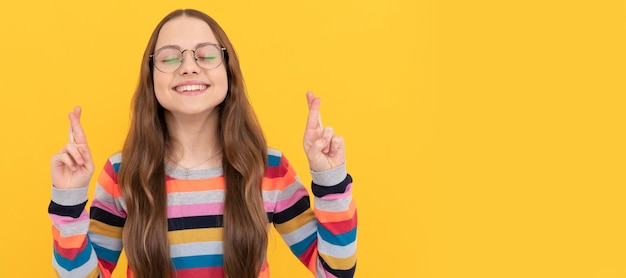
184, 171, 190, 177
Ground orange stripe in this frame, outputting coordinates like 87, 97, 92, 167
262, 166, 297, 191
97, 171, 122, 198
314, 200, 356, 223
258, 261, 270, 278
307, 249, 319, 273
166, 177, 225, 193
52, 225, 87, 249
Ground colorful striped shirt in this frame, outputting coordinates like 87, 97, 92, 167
49, 149, 357, 277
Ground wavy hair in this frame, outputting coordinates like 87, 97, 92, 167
118, 9, 268, 278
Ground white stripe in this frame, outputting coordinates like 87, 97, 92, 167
54, 220, 89, 237
89, 233, 123, 252
52, 249, 99, 277
170, 241, 223, 257
268, 148, 282, 157
168, 190, 225, 205
109, 152, 122, 164
276, 181, 307, 202
318, 238, 357, 259
315, 196, 353, 211
281, 220, 318, 246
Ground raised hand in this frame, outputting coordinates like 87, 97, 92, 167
303, 92, 346, 172
50, 106, 95, 189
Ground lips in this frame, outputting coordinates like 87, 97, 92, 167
174, 84, 209, 93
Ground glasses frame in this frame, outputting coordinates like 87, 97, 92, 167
150, 43, 227, 73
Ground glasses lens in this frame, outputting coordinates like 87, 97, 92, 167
195, 44, 223, 70
154, 48, 182, 72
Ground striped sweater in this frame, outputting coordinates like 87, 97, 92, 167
48, 149, 357, 277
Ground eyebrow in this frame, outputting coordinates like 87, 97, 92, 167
155, 42, 218, 51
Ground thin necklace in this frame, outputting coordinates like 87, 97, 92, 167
168, 148, 222, 177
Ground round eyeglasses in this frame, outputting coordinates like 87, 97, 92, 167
150, 43, 227, 73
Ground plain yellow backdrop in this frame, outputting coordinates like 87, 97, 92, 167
0, 0, 624, 277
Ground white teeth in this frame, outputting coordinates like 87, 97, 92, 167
175, 84, 208, 92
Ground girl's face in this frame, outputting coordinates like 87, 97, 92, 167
152, 16, 228, 118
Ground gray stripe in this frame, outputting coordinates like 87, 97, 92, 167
51, 186, 89, 206
93, 184, 127, 213
268, 148, 281, 157
170, 242, 223, 257
52, 249, 99, 277
310, 163, 347, 186
315, 259, 327, 278
315, 196, 353, 211
281, 220, 318, 246
262, 189, 281, 202
54, 220, 89, 237
168, 190, 225, 205
109, 152, 122, 163
89, 233, 123, 252
165, 164, 223, 179
276, 180, 306, 201
319, 238, 357, 259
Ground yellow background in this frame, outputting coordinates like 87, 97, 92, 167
0, 0, 624, 277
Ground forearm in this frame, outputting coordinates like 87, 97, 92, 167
311, 163, 357, 277
49, 186, 100, 277
49, 158, 126, 278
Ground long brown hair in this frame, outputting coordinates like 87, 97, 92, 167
118, 9, 268, 278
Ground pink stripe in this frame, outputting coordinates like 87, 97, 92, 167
274, 186, 309, 213
167, 203, 224, 218
263, 201, 275, 212
49, 210, 89, 225
324, 269, 338, 278
91, 199, 127, 218
319, 183, 353, 200
316, 260, 339, 278
176, 267, 223, 277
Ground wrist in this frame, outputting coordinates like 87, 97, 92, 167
310, 162, 347, 186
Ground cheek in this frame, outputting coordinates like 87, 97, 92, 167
153, 72, 173, 94
153, 72, 170, 90
152, 72, 170, 106
211, 67, 229, 92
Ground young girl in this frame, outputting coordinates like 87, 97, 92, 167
48, 9, 356, 278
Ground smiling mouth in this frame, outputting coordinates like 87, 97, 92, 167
174, 84, 209, 93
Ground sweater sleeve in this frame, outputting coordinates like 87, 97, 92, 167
49, 156, 126, 278
271, 153, 357, 278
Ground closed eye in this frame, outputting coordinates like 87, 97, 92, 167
163, 57, 181, 64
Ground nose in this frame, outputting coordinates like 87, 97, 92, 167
178, 49, 200, 75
